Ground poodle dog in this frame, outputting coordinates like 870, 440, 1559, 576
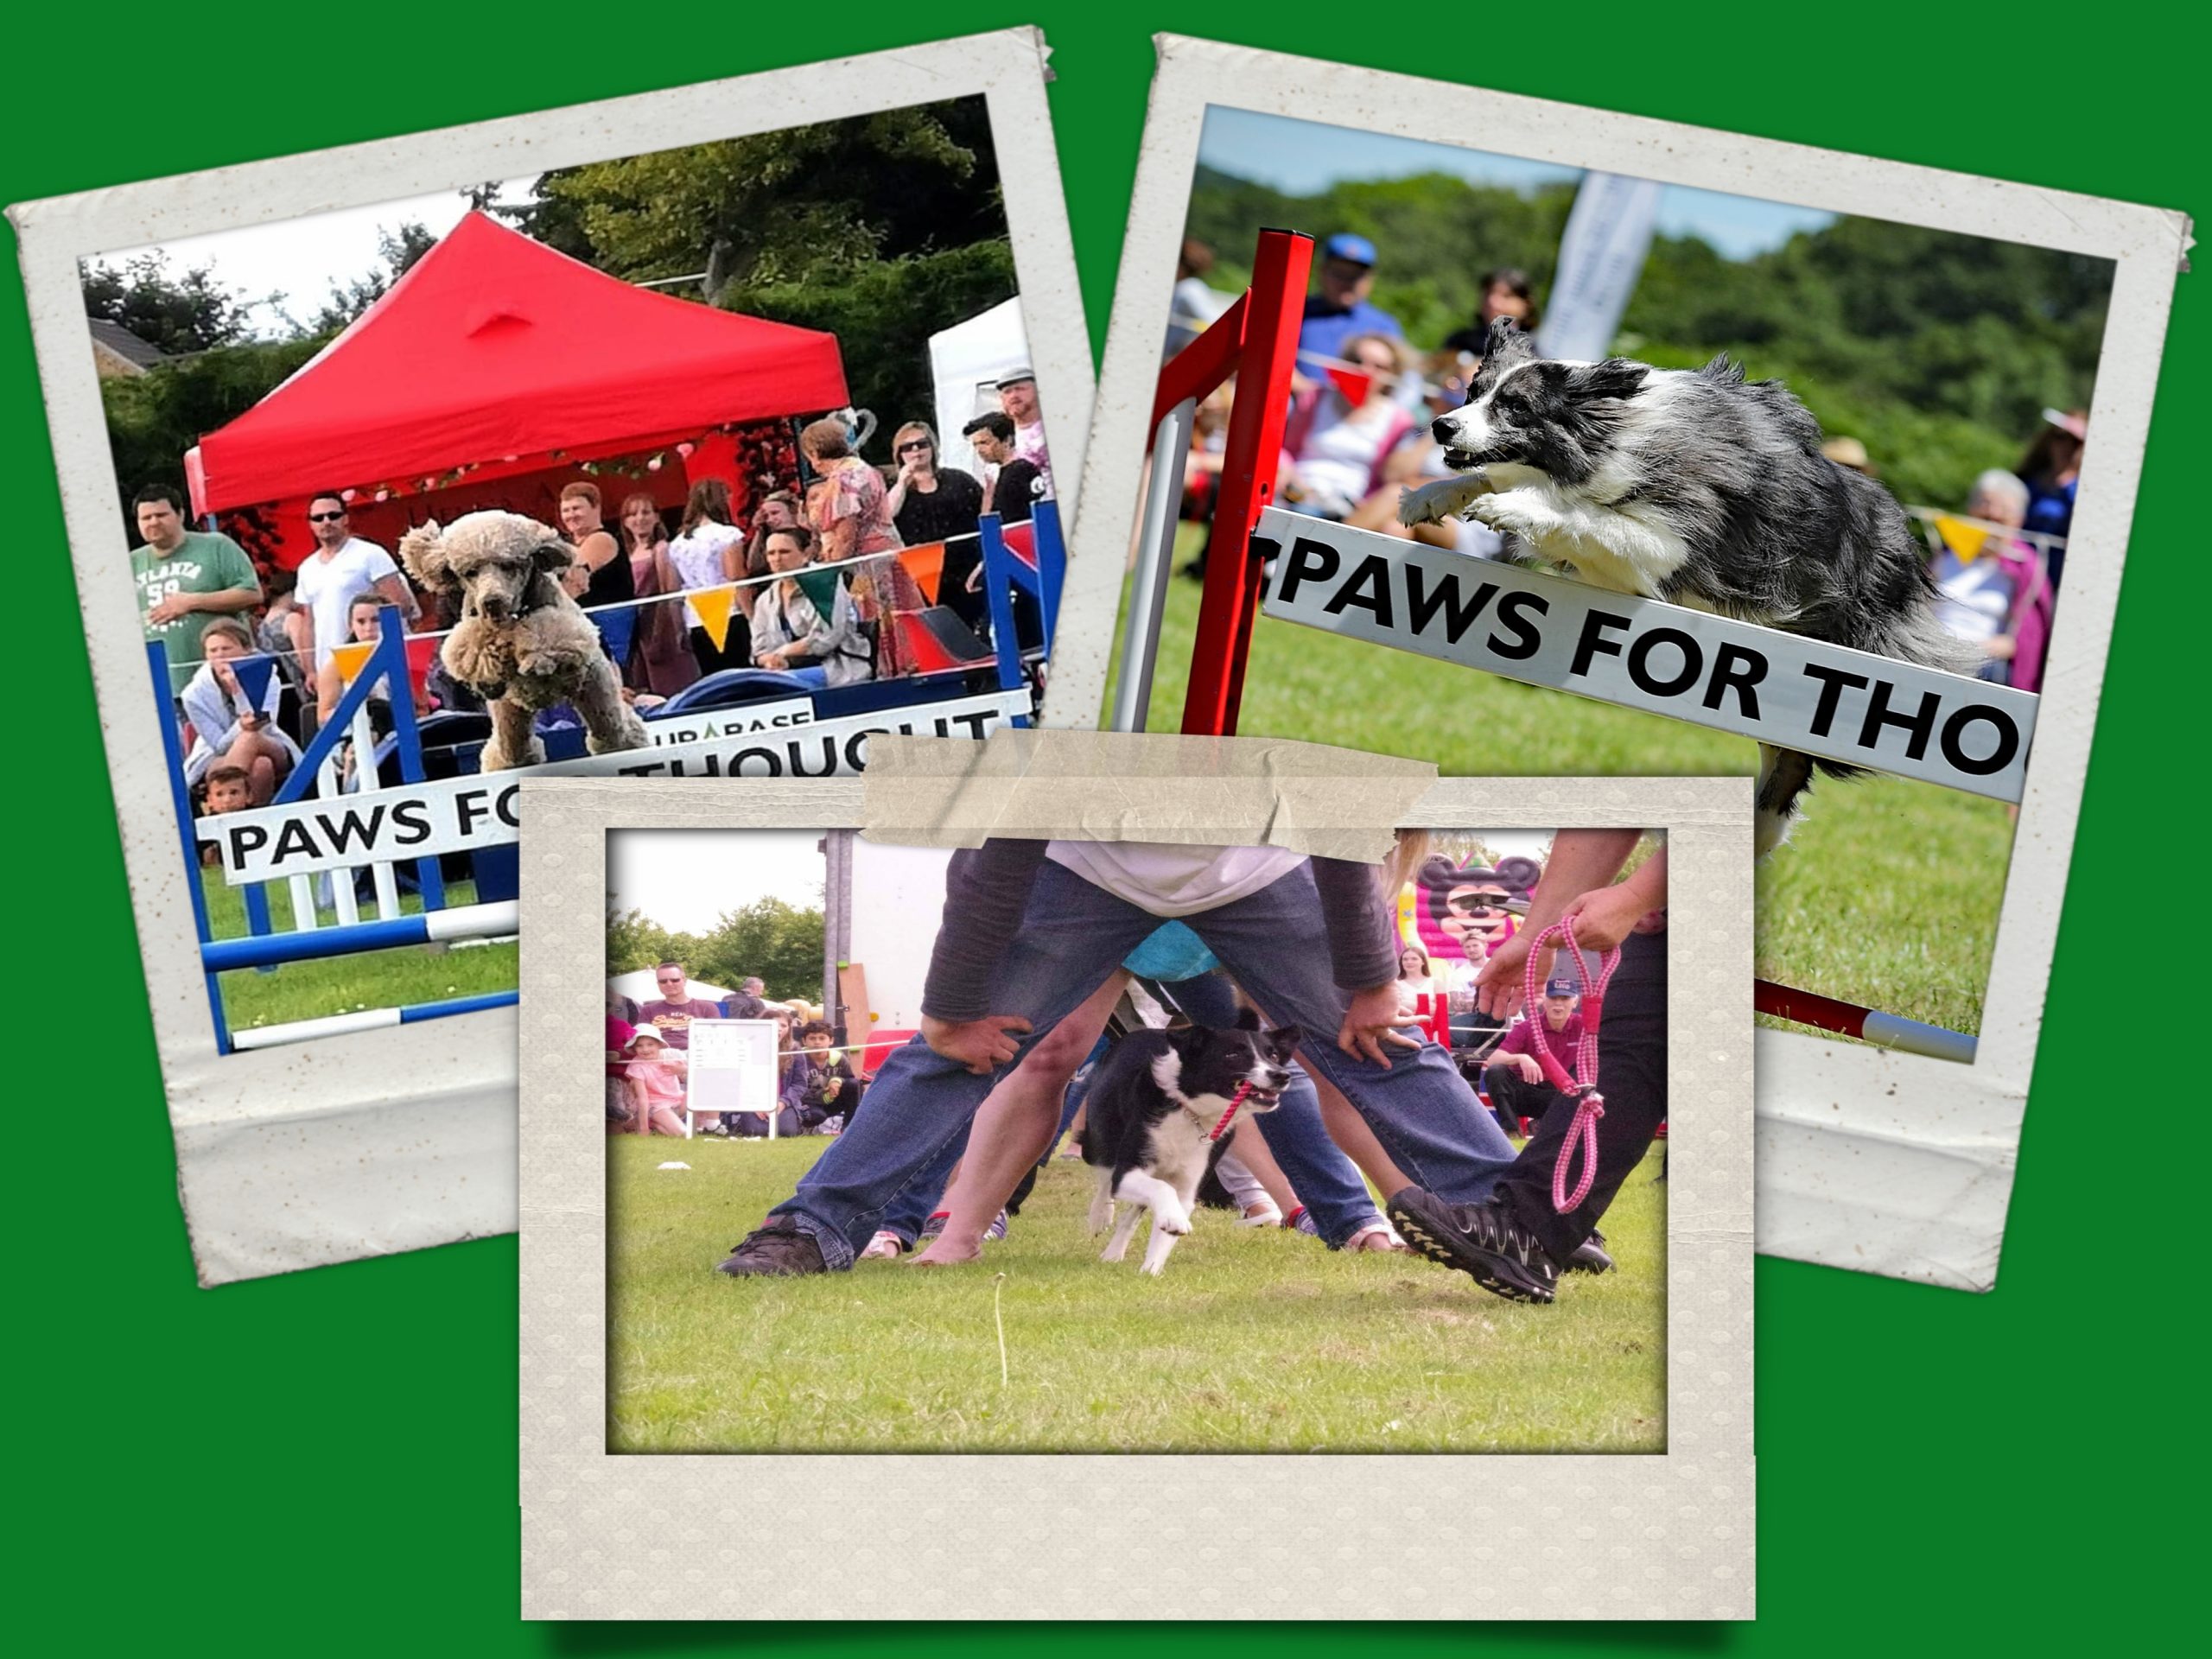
397, 511, 647, 771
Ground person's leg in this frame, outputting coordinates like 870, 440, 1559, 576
1496, 929, 1667, 1262
752, 862, 1156, 1269
1301, 1068, 1413, 1199
1221, 1124, 1293, 1220
913, 971, 1127, 1265
1192, 865, 1518, 1209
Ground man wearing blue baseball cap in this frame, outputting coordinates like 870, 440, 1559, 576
1299, 232, 1402, 366
1480, 975, 1583, 1141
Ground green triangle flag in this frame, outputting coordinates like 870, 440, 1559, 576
795, 567, 843, 617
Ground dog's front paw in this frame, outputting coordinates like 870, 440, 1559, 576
1469, 491, 1544, 543
1156, 1207, 1192, 1236
1397, 484, 1446, 529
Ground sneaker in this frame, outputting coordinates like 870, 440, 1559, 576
715, 1219, 828, 1277
1564, 1231, 1614, 1274
1385, 1188, 1558, 1304
983, 1210, 1009, 1242
918, 1211, 950, 1241
856, 1229, 904, 1261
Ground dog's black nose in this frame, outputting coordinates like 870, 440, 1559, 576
1431, 418, 1456, 444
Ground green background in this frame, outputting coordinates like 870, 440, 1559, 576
10, 3, 2198, 1648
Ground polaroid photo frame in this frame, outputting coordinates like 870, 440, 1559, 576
10, 28, 1091, 1286
1039, 35, 2189, 1290
519, 755, 1753, 1618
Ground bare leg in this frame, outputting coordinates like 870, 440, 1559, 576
911, 971, 1128, 1267
1227, 1116, 1299, 1217
1307, 1067, 1412, 1200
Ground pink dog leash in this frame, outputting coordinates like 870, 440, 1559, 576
1520, 917, 1622, 1213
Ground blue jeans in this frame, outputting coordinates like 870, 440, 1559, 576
772, 860, 1517, 1268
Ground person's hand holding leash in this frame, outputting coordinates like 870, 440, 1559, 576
1338, 982, 1421, 1067
922, 1013, 1033, 1076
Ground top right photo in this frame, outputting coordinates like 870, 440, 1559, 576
1069, 59, 2156, 1076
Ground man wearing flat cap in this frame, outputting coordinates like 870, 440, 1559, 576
995, 365, 1052, 500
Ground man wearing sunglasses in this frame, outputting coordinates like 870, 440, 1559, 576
287, 491, 417, 678
637, 960, 722, 1049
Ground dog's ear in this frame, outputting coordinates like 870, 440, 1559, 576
1484, 315, 1535, 366
1234, 1006, 1262, 1032
396, 520, 454, 592
1569, 358, 1649, 404
531, 539, 575, 575
1265, 1026, 1303, 1060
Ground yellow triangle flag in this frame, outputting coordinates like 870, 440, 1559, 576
331, 641, 378, 683
690, 584, 740, 653
1935, 515, 1989, 563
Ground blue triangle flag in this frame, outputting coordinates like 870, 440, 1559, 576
232, 652, 277, 711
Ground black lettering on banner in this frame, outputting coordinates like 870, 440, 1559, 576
322, 804, 387, 855
1569, 610, 1633, 677
1402, 563, 1496, 644
495, 783, 522, 828
844, 732, 872, 769
1490, 590, 1548, 660
1274, 537, 1338, 605
1626, 626, 1702, 698
1802, 664, 1868, 739
788, 736, 842, 778
273, 819, 321, 863
391, 800, 432, 844
729, 744, 783, 777
1940, 706, 2019, 776
1703, 643, 1767, 718
227, 823, 269, 867
1857, 682, 1941, 761
949, 712, 993, 739
456, 790, 492, 836
1323, 554, 1395, 628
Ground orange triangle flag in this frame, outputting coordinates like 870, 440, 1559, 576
1935, 515, 1989, 563
1325, 366, 1374, 407
690, 584, 740, 653
331, 641, 378, 684
899, 541, 946, 606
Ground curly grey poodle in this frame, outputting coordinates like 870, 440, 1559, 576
397, 510, 648, 771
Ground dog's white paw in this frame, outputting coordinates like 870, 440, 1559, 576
1157, 1208, 1192, 1236
1099, 1238, 1129, 1263
1469, 492, 1543, 542
1397, 485, 1445, 529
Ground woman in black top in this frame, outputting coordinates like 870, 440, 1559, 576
558, 481, 635, 617
885, 421, 988, 630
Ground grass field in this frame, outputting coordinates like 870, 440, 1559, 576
201, 868, 518, 1035
1103, 527, 2015, 1040
609, 1134, 1667, 1453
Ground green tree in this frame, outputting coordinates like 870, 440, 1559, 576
606, 905, 695, 978
295, 220, 438, 335
691, 896, 824, 1003
80, 252, 255, 355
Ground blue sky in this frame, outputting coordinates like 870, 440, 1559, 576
1198, 107, 1837, 261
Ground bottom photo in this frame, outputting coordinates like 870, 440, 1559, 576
602, 822, 1671, 1454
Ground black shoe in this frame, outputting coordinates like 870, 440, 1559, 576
1385, 1187, 1557, 1304
715, 1219, 828, 1277
1564, 1230, 1613, 1274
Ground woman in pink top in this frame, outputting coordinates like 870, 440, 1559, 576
623, 1029, 690, 1136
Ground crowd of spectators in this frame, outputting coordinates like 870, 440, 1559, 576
134, 365, 1056, 838
1169, 229, 2076, 690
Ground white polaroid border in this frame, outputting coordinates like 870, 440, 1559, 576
1039, 35, 2190, 1291
10, 28, 1092, 1287
518, 771, 1753, 1619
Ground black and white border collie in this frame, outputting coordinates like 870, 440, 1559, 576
1081, 1009, 1300, 1276
1400, 317, 1974, 855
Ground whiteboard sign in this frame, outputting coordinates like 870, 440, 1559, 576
1255, 510, 2037, 802
683, 1020, 784, 1139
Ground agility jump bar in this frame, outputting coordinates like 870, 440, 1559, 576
201, 900, 519, 974
228, 988, 518, 1052
1754, 980, 1977, 1065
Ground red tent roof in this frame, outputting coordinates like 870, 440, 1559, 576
188, 212, 847, 513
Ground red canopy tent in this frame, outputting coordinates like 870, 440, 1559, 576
184, 211, 849, 518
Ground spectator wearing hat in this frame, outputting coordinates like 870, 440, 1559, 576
621, 1027, 691, 1136
1299, 232, 1402, 369
1821, 436, 1876, 476
2018, 407, 2086, 587
995, 366, 1052, 500
1930, 470, 2053, 692
1482, 976, 1585, 1140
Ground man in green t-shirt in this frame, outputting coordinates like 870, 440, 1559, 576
130, 484, 263, 695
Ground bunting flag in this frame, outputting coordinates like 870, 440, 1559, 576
899, 541, 946, 605
1001, 519, 1039, 570
794, 567, 844, 617
690, 584, 741, 652
404, 635, 442, 696
331, 640, 378, 684
1935, 515, 1990, 563
231, 652, 277, 710
1325, 366, 1374, 408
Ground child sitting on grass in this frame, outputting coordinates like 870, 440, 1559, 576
623, 1029, 690, 1136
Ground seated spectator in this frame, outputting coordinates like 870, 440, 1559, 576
621, 1028, 690, 1136
750, 524, 874, 689
1298, 232, 1402, 371
721, 976, 770, 1020
1283, 333, 1418, 521
181, 617, 301, 803
617, 491, 700, 697
668, 478, 750, 675
885, 423, 988, 631
315, 592, 427, 735
253, 563, 310, 738
1483, 976, 1583, 1139
1821, 435, 1876, 476
1395, 943, 1435, 1017
790, 1019, 865, 1131
607, 987, 639, 1131
557, 481, 633, 630
1440, 267, 1539, 356
637, 959, 721, 1048
2018, 408, 2086, 587
1167, 238, 1236, 357
1344, 348, 1504, 559
1932, 469, 2053, 690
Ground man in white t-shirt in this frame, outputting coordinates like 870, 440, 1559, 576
287, 492, 418, 671
995, 366, 1052, 500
